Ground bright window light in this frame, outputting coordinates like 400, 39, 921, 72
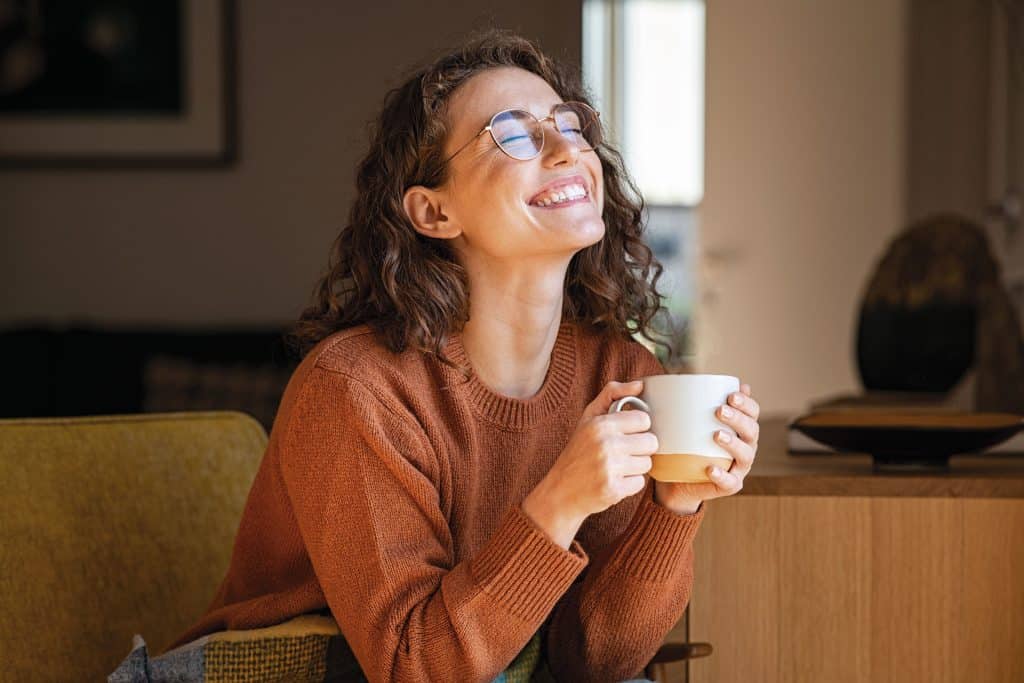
583, 0, 705, 368
583, 0, 705, 206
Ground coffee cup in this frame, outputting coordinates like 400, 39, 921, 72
607, 373, 740, 482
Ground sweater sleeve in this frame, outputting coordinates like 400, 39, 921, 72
542, 342, 706, 682
278, 367, 589, 683
543, 483, 704, 682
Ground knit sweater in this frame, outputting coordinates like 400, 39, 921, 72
169, 320, 705, 682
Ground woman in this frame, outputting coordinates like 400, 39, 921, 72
171, 29, 760, 682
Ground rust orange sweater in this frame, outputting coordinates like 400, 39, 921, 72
170, 320, 705, 682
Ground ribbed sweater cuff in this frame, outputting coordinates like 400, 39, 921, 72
610, 491, 705, 583
469, 505, 588, 623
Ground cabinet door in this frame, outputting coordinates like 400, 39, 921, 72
687, 495, 1024, 683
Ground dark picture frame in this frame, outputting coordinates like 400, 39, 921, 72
0, 0, 237, 168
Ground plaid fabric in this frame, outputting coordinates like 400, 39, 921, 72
204, 636, 329, 682
492, 632, 541, 683
109, 615, 541, 682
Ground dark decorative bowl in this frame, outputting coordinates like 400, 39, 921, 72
789, 411, 1024, 472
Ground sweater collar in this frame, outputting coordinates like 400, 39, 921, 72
443, 321, 577, 430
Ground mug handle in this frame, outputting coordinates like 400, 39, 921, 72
608, 396, 651, 414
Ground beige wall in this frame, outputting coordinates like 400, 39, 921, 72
0, 0, 582, 326
905, 0, 1024, 329
696, 0, 908, 415
906, 0, 990, 225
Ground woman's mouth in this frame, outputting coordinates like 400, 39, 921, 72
528, 183, 590, 209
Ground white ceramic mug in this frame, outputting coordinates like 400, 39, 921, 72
608, 373, 740, 482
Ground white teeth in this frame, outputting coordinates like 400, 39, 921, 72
532, 183, 587, 206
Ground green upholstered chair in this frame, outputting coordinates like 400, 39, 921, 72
0, 411, 267, 681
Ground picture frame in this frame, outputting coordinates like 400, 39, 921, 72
0, 0, 236, 168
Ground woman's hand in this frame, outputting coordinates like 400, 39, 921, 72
522, 380, 658, 547
653, 383, 761, 515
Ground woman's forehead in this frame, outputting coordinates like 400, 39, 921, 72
450, 68, 561, 128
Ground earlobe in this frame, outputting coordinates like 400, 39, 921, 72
402, 186, 461, 240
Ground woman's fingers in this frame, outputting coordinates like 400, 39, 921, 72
620, 431, 659, 455
607, 431, 657, 476
708, 464, 743, 492
606, 407, 653, 434
729, 387, 761, 422
716, 431, 755, 475
583, 380, 644, 420
623, 455, 654, 476
717, 402, 759, 445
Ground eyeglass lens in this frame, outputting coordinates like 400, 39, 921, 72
490, 103, 601, 160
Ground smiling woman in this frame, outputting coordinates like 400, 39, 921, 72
141, 28, 743, 683
286, 32, 672, 371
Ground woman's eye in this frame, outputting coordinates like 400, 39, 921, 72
499, 134, 531, 145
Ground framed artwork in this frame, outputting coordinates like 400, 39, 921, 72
0, 0, 236, 167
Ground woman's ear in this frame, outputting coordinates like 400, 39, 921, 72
403, 186, 462, 240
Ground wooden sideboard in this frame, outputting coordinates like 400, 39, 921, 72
655, 417, 1024, 683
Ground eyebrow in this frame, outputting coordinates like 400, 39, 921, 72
478, 102, 562, 126
512, 103, 561, 116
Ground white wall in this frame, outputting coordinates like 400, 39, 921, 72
696, 0, 908, 416
0, 0, 582, 326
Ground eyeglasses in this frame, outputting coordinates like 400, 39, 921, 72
442, 101, 602, 164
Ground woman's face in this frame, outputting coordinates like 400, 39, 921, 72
425, 66, 606, 265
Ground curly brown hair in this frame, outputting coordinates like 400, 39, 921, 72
286, 28, 673, 373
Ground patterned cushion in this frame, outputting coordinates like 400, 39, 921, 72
108, 614, 541, 682
492, 631, 541, 682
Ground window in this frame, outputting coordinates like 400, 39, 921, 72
583, 0, 705, 369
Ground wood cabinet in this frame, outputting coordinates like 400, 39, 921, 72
656, 418, 1024, 683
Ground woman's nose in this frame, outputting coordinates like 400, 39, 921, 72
541, 122, 582, 166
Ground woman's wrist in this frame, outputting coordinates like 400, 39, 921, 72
652, 486, 703, 516
521, 480, 585, 551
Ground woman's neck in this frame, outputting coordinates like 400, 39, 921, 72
459, 315, 561, 399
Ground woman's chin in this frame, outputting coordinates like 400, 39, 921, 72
557, 215, 606, 247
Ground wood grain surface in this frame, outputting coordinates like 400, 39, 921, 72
683, 496, 1024, 683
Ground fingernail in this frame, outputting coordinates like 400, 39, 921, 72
721, 405, 734, 418
716, 430, 732, 443
709, 467, 721, 477
731, 393, 744, 406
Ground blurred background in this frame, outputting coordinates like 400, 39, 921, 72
2, 0, 1022, 425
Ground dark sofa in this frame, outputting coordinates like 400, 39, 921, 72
0, 324, 299, 431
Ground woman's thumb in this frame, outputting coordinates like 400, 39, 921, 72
582, 379, 644, 419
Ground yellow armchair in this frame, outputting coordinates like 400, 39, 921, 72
0, 412, 266, 681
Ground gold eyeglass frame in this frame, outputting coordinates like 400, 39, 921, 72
441, 101, 602, 165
